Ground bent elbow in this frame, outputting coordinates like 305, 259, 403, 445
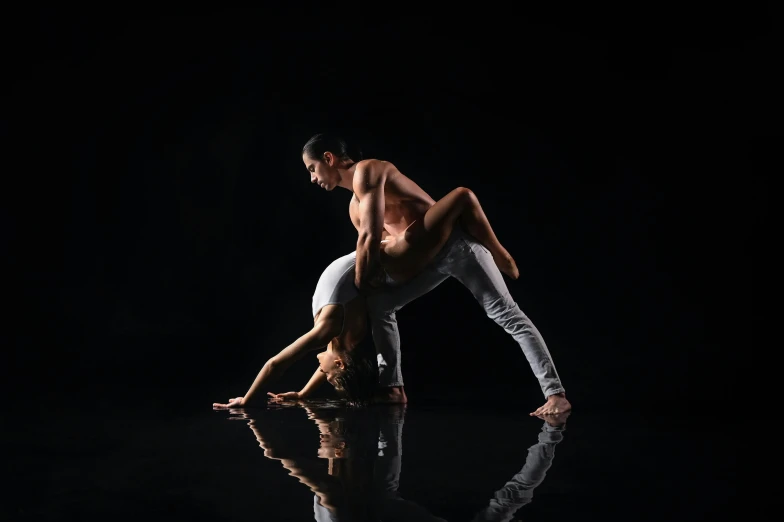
313, 320, 339, 346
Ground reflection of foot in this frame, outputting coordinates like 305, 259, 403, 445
495, 249, 519, 280
374, 386, 408, 404
530, 393, 571, 416
536, 410, 571, 427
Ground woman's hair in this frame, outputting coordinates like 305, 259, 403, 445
302, 133, 363, 162
332, 340, 378, 406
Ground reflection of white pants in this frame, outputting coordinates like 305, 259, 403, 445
367, 228, 566, 398
470, 422, 565, 521
374, 406, 448, 522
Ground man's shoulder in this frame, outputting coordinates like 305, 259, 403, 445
352, 159, 389, 190
353, 158, 386, 175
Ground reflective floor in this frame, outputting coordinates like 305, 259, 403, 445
10, 400, 736, 521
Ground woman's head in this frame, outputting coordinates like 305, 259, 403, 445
317, 343, 377, 405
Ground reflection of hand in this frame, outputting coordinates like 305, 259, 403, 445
212, 396, 244, 409
267, 391, 300, 403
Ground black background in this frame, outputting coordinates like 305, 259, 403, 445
5, 6, 768, 413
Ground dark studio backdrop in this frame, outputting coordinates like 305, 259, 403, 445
5, 7, 768, 414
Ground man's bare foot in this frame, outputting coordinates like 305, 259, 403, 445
494, 249, 519, 280
374, 386, 408, 404
535, 410, 571, 427
530, 393, 571, 416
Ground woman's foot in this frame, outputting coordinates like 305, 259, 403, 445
494, 248, 519, 280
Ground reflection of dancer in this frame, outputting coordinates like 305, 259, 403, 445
233, 403, 569, 521
303, 133, 570, 415
305, 404, 447, 522
239, 404, 447, 521
370, 407, 569, 522
245, 407, 377, 521
371, 405, 447, 522
470, 412, 570, 522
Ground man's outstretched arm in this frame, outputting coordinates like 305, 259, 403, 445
353, 161, 386, 291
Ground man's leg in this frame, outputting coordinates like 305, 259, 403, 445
366, 266, 449, 400
446, 232, 570, 414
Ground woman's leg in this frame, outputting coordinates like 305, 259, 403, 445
382, 187, 518, 281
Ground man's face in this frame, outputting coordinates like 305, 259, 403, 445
303, 153, 340, 191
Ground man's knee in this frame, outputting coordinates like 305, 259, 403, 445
487, 299, 533, 325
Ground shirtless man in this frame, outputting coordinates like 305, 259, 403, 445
302, 133, 571, 416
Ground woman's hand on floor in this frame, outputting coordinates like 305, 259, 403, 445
267, 391, 300, 403
212, 396, 244, 409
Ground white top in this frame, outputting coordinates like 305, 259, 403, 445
312, 252, 359, 318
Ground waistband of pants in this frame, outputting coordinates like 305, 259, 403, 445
431, 226, 469, 264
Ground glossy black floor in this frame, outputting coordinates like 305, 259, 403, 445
10, 391, 736, 521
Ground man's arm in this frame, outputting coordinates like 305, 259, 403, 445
350, 193, 390, 238
353, 161, 386, 290
349, 194, 361, 233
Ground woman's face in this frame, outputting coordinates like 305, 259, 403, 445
318, 431, 347, 459
310, 415, 347, 459
317, 345, 344, 386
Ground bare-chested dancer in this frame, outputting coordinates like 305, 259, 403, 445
212, 175, 546, 409
302, 133, 570, 416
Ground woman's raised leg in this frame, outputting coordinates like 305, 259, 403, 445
382, 187, 518, 281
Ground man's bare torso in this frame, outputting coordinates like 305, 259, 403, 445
349, 160, 435, 236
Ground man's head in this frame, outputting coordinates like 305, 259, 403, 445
302, 133, 360, 191
317, 342, 377, 405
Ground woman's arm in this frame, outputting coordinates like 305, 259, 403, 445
213, 308, 342, 409
268, 365, 328, 403
299, 366, 328, 397
241, 321, 336, 406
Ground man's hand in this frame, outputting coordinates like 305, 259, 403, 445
213, 396, 245, 409
267, 391, 300, 403
359, 269, 387, 295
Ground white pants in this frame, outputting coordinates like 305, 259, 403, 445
367, 228, 566, 399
